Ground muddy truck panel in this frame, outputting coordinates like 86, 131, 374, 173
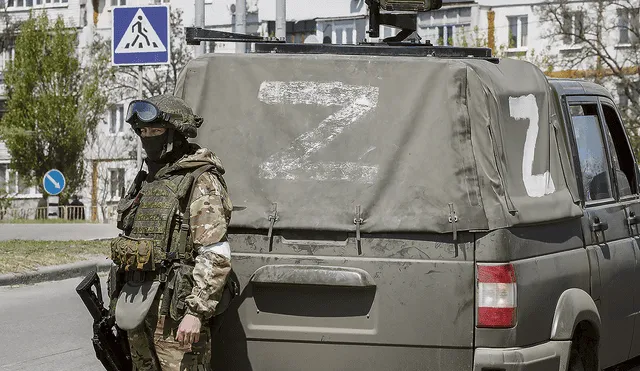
209, 232, 475, 371
174, 53, 605, 370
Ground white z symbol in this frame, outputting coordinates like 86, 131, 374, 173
509, 94, 556, 198
258, 81, 380, 183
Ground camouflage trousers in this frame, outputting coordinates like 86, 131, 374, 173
127, 294, 212, 371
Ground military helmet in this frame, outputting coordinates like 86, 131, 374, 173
125, 94, 203, 138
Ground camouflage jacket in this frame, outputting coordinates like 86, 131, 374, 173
158, 145, 233, 320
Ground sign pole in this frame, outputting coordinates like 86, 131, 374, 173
136, 65, 143, 170
112, 5, 170, 171
235, 0, 246, 53
43, 169, 66, 220
195, 0, 205, 56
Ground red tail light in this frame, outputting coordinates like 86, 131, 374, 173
477, 264, 517, 328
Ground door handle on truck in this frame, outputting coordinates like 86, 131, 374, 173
250, 265, 376, 287
628, 212, 639, 226
591, 217, 609, 232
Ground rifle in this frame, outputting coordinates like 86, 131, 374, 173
76, 269, 132, 371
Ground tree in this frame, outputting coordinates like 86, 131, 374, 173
455, 25, 554, 71
536, 0, 640, 156
0, 11, 109, 200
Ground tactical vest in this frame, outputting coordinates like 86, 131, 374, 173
111, 165, 216, 274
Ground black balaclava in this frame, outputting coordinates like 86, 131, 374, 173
141, 131, 169, 162
142, 129, 189, 180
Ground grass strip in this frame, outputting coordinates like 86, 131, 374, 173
0, 239, 111, 274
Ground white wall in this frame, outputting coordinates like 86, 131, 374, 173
258, 0, 367, 22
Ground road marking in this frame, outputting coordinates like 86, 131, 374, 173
45, 174, 60, 189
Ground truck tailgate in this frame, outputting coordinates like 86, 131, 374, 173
211, 233, 476, 371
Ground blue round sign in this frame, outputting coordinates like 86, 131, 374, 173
43, 169, 66, 196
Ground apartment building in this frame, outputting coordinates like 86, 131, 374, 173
0, 0, 637, 221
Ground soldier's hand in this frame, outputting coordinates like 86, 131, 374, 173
176, 314, 202, 347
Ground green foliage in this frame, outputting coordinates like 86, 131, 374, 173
0, 188, 12, 220
455, 26, 488, 48
0, 11, 108, 198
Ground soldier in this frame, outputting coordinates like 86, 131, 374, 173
108, 94, 233, 371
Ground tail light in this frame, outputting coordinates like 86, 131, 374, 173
477, 264, 517, 328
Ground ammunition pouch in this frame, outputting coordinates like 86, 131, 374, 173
167, 263, 195, 322
117, 196, 140, 233
111, 235, 167, 272
161, 264, 240, 323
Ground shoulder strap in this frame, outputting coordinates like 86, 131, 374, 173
126, 169, 148, 199
177, 165, 216, 258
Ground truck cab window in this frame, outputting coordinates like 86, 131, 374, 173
570, 103, 614, 202
601, 102, 637, 197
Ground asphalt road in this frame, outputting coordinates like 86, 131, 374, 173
0, 276, 107, 371
0, 223, 120, 241
2, 276, 640, 371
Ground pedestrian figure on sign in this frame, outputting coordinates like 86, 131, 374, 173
126, 15, 158, 49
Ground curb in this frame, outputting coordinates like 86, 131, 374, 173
0, 259, 113, 286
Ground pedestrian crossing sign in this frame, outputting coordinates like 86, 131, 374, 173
112, 5, 170, 66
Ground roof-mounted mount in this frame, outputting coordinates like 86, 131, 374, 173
184, 0, 492, 59
365, 0, 443, 42
185, 28, 284, 45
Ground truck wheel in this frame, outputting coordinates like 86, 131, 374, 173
568, 346, 586, 371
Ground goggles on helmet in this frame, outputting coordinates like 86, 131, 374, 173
125, 100, 171, 125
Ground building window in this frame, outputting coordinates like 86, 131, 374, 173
110, 169, 125, 199
436, 25, 454, 46
267, 20, 316, 43
0, 164, 6, 193
2, 168, 29, 195
80, 2, 87, 27
563, 11, 584, 44
109, 104, 124, 134
8, 0, 67, 6
508, 16, 528, 49
419, 7, 471, 46
619, 8, 639, 44
204, 41, 216, 53
0, 48, 15, 74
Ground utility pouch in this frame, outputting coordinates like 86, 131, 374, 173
107, 263, 124, 300
169, 263, 195, 322
111, 235, 162, 272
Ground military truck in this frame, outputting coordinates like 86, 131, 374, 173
177, 1, 640, 370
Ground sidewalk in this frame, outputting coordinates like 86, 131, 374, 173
0, 223, 120, 241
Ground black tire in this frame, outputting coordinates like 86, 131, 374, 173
569, 345, 586, 371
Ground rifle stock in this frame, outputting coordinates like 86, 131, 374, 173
76, 269, 132, 371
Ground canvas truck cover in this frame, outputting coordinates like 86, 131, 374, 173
174, 53, 583, 234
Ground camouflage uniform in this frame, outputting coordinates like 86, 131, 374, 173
110, 95, 232, 371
